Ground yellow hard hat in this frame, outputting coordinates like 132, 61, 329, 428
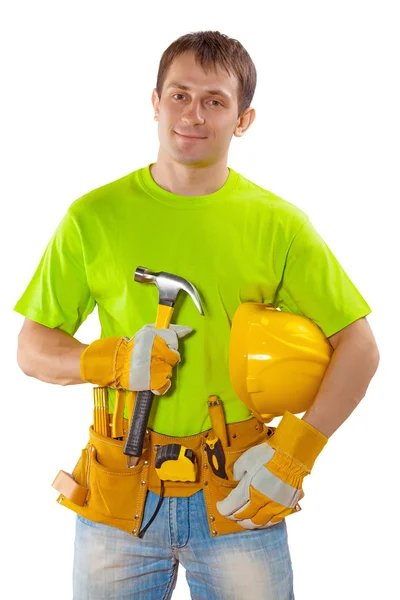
229, 303, 333, 422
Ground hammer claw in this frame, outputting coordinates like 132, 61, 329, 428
134, 267, 204, 316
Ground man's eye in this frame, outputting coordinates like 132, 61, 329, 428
171, 94, 222, 107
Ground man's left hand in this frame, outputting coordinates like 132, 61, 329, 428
216, 411, 327, 529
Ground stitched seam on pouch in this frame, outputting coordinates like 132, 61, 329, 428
224, 434, 269, 455
87, 447, 92, 491
90, 462, 143, 477
210, 475, 239, 489
202, 475, 214, 518
90, 431, 125, 448
150, 433, 207, 443
134, 465, 148, 529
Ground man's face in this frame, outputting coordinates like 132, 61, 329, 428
152, 52, 247, 167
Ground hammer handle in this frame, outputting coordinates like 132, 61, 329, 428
155, 304, 174, 328
123, 389, 153, 457
123, 303, 174, 460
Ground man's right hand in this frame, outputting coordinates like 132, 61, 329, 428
80, 324, 192, 395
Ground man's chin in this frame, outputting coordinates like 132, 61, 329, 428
169, 150, 211, 168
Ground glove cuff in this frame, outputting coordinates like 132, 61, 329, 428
80, 337, 125, 387
269, 411, 327, 472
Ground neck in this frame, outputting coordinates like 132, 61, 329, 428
150, 153, 229, 196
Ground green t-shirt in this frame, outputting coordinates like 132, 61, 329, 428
14, 164, 372, 435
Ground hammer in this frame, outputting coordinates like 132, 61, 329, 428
123, 266, 204, 467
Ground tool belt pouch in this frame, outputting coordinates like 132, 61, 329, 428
52, 418, 274, 539
203, 417, 274, 537
52, 426, 150, 537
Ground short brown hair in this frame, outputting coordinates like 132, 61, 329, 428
156, 31, 257, 117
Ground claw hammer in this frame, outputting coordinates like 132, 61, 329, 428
123, 267, 204, 467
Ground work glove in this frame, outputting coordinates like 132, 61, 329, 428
80, 324, 192, 395
216, 411, 327, 529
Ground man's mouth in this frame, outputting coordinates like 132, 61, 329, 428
175, 131, 207, 140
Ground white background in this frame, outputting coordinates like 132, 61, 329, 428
1, 1, 399, 598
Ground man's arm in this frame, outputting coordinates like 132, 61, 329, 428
17, 318, 88, 386
303, 316, 380, 438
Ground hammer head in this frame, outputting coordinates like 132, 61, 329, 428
134, 266, 204, 315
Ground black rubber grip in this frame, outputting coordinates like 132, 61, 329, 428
206, 439, 228, 479
154, 444, 181, 468
123, 389, 154, 457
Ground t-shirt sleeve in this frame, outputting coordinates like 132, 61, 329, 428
13, 209, 96, 335
273, 218, 372, 337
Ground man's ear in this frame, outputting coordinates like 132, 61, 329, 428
234, 107, 256, 137
152, 89, 160, 121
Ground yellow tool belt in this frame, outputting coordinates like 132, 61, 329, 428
53, 413, 274, 538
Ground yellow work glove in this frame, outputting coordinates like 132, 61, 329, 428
216, 411, 327, 529
80, 324, 192, 395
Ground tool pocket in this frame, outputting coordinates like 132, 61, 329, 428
86, 444, 145, 521
52, 445, 90, 507
205, 422, 275, 534
53, 437, 145, 520
207, 420, 273, 510
205, 463, 243, 536
207, 441, 253, 503
54, 427, 150, 536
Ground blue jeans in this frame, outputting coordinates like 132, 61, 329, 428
73, 490, 294, 599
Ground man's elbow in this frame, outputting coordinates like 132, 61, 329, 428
16, 336, 36, 377
372, 340, 380, 363
371, 343, 380, 375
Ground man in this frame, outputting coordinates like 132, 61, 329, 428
15, 31, 379, 599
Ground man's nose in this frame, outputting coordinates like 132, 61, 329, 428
181, 101, 205, 125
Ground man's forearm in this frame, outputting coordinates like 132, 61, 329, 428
302, 326, 380, 438
17, 320, 88, 386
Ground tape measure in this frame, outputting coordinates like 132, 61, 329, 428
155, 444, 197, 482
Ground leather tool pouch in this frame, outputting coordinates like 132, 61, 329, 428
203, 418, 274, 536
53, 426, 150, 537
53, 416, 274, 538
